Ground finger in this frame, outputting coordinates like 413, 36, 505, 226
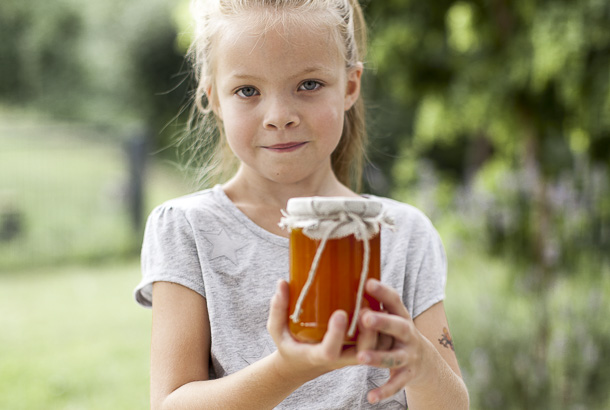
361, 310, 399, 349
267, 279, 289, 340
373, 307, 394, 351
357, 308, 378, 352
361, 310, 413, 342
358, 349, 410, 369
314, 310, 349, 363
367, 367, 411, 404
365, 279, 411, 319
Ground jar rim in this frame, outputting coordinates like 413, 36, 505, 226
286, 196, 383, 218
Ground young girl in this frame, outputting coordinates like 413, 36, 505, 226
134, 0, 469, 408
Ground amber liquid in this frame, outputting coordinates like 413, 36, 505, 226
288, 228, 381, 344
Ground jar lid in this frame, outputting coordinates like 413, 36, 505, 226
280, 196, 393, 241
286, 196, 383, 218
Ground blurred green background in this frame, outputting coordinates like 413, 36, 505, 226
1, 0, 608, 409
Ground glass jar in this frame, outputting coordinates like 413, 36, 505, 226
280, 197, 392, 345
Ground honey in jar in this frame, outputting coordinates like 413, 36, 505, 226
288, 228, 380, 344
280, 197, 389, 345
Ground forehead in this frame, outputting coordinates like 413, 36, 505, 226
214, 11, 345, 79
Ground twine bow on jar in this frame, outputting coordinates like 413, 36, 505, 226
279, 197, 395, 338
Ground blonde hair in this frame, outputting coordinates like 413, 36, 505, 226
182, 0, 368, 191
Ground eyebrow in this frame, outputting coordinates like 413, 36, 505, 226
229, 65, 335, 81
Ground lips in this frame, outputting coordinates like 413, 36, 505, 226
263, 141, 308, 152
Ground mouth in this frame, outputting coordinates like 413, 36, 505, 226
263, 142, 308, 152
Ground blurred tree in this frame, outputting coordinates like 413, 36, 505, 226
0, 0, 187, 151
362, 0, 610, 407
120, 0, 191, 153
0, 0, 84, 108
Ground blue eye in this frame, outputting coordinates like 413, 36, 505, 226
236, 87, 259, 98
299, 80, 321, 91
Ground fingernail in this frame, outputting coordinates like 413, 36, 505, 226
359, 352, 372, 364
334, 311, 347, 326
368, 393, 379, 404
367, 279, 379, 291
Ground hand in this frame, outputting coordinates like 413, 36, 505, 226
267, 280, 359, 382
356, 279, 435, 404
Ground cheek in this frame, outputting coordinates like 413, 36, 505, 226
224, 123, 251, 154
312, 103, 344, 137
221, 106, 257, 142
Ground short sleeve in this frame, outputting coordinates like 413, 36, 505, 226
409, 217, 448, 319
133, 204, 205, 308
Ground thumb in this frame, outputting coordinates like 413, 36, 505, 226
267, 279, 289, 340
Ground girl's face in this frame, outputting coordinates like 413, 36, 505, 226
210, 15, 362, 187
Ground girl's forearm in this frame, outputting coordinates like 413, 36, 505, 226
159, 351, 310, 410
404, 346, 469, 410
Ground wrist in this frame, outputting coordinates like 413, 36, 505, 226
404, 337, 469, 409
269, 350, 321, 387
407, 336, 443, 389
404, 343, 469, 410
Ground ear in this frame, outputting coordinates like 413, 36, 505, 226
206, 85, 222, 119
344, 62, 363, 111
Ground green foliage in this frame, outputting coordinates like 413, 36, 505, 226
364, 1, 610, 406
366, 0, 610, 160
0, 0, 187, 150
444, 234, 610, 410
0, 0, 84, 106
365, 0, 610, 269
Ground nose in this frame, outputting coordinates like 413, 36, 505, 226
263, 96, 300, 130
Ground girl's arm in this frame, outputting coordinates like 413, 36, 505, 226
356, 279, 469, 410
150, 281, 359, 410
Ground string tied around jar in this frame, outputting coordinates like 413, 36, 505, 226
279, 197, 395, 338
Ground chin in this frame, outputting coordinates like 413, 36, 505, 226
264, 169, 317, 186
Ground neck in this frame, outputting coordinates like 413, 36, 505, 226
224, 165, 358, 210
222, 165, 359, 237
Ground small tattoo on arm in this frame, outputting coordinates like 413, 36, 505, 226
438, 327, 454, 351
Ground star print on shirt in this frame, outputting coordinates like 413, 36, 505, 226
200, 228, 246, 265
368, 375, 408, 408
239, 342, 275, 366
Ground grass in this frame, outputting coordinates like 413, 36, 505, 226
0, 111, 189, 408
1, 126, 131, 266
0, 110, 191, 270
0, 261, 151, 410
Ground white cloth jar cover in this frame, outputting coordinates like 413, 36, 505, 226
279, 197, 395, 337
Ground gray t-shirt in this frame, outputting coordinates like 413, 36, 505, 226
134, 185, 447, 409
